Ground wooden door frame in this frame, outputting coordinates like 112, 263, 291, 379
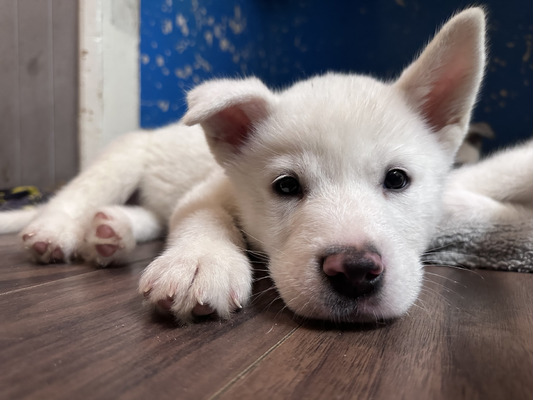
78, 0, 140, 169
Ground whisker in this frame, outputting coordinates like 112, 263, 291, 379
272, 301, 294, 322
253, 275, 275, 283
423, 250, 489, 275
245, 248, 270, 260
410, 298, 434, 319
424, 272, 468, 288
251, 285, 278, 300
424, 261, 485, 278
423, 241, 460, 253
240, 228, 290, 259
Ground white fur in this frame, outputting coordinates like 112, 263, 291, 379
442, 141, 533, 228
2, 8, 522, 323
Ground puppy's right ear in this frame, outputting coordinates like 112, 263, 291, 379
182, 78, 276, 164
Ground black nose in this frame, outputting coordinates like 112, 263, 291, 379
321, 246, 384, 298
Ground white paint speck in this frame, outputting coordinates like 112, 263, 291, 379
175, 39, 192, 53
157, 100, 170, 112
162, 19, 173, 35
219, 38, 231, 51
175, 65, 193, 79
194, 54, 212, 72
213, 24, 224, 39
176, 14, 190, 37
140, 54, 150, 64
229, 5, 246, 34
204, 30, 213, 46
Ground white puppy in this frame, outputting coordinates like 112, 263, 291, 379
1, 8, 526, 323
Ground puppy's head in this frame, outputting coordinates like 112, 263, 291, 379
183, 8, 486, 322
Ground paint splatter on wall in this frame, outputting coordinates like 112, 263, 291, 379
140, 0, 532, 152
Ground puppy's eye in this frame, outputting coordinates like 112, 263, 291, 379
384, 169, 410, 190
272, 175, 302, 197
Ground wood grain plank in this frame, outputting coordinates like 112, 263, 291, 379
0, 255, 93, 295
0, 230, 531, 400
0, 234, 163, 294
0, 0, 20, 187
217, 267, 532, 400
0, 246, 298, 400
52, 0, 79, 185
18, 0, 55, 188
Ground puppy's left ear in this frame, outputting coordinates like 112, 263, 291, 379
183, 77, 276, 164
395, 8, 486, 156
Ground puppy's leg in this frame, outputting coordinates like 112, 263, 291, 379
443, 141, 533, 225
79, 205, 163, 266
448, 141, 533, 206
139, 171, 252, 322
21, 132, 149, 263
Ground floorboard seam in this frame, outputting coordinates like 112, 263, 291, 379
0, 254, 158, 297
208, 324, 301, 399
0, 270, 95, 296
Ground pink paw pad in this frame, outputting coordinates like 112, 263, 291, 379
94, 212, 110, 220
33, 241, 49, 256
192, 303, 215, 316
50, 247, 64, 261
30, 241, 64, 262
157, 296, 174, 311
96, 224, 116, 239
95, 244, 119, 257
94, 223, 121, 257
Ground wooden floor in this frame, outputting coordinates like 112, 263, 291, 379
0, 233, 531, 400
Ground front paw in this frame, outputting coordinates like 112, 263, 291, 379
139, 242, 252, 322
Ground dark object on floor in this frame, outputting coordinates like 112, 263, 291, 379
0, 186, 49, 211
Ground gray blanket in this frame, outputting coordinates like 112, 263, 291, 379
426, 220, 532, 273
425, 137, 533, 273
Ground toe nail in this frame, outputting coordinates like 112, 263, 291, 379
231, 293, 243, 309
22, 232, 35, 241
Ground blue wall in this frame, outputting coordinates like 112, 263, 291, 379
140, 0, 533, 152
